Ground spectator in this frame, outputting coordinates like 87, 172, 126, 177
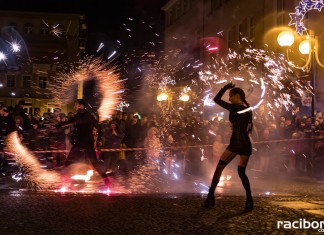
144, 126, 161, 170
102, 121, 125, 174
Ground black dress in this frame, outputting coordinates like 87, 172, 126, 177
214, 88, 252, 156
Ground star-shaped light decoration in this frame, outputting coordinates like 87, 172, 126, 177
288, 12, 304, 26
296, 1, 307, 13
314, 0, 324, 10
304, 0, 316, 9
290, 0, 324, 35
117, 101, 130, 111
296, 23, 308, 35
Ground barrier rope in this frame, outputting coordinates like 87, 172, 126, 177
2, 136, 323, 154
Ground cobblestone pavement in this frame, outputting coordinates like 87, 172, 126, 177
0, 175, 324, 235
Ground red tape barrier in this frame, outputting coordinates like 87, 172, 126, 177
3, 136, 322, 154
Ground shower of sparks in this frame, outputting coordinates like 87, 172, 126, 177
199, 44, 311, 116
41, 19, 49, 27
51, 24, 64, 37
203, 94, 215, 107
49, 56, 124, 122
107, 50, 116, 60
114, 152, 188, 193
5, 131, 61, 190
41, 20, 64, 38
97, 42, 104, 52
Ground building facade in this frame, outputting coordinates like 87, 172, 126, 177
0, 10, 86, 115
162, 0, 324, 116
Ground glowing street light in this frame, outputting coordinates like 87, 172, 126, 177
277, 31, 294, 47
277, 29, 324, 121
299, 39, 310, 55
157, 92, 168, 101
277, 30, 324, 70
179, 93, 189, 102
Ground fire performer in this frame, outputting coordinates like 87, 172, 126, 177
57, 99, 109, 185
204, 83, 254, 212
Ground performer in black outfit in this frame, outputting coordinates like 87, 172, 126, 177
204, 83, 254, 212
57, 99, 109, 185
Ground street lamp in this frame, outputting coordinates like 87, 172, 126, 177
157, 91, 190, 112
277, 29, 324, 122
157, 92, 168, 101
179, 93, 190, 102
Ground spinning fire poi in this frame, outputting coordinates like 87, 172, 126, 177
5, 56, 125, 192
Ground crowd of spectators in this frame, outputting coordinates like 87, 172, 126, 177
1, 100, 324, 180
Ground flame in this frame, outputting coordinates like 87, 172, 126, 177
70, 170, 94, 181
5, 131, 61, 190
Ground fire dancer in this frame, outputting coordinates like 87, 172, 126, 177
57, 99, 109, 185
204, 83, 254, 212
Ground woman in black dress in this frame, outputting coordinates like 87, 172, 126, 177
204, 83, 254, 212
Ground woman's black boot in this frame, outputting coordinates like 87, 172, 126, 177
203, 192, 215, 208
243, 197, 253, 212
204, 160, 227, 209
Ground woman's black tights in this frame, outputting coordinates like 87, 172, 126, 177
209, 159, 227, 194
206, 157, 253, 210
238, 165, 253, 211
238, 165, 252, 200
209, 161, 252, 197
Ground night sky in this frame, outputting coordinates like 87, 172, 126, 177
0, 0, 167, 44
1, 0, 168, 112
1, 0, 168, 59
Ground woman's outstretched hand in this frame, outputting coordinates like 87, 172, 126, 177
223, 82, 235, 90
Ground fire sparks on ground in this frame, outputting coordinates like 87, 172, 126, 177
5, 131, 61, 190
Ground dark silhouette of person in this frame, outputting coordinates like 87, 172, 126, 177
57, 99, 108, 184
204, 83, 254, 212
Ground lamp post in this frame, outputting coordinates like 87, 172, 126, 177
277, 30, 324, 123
157, 91, 190, 113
